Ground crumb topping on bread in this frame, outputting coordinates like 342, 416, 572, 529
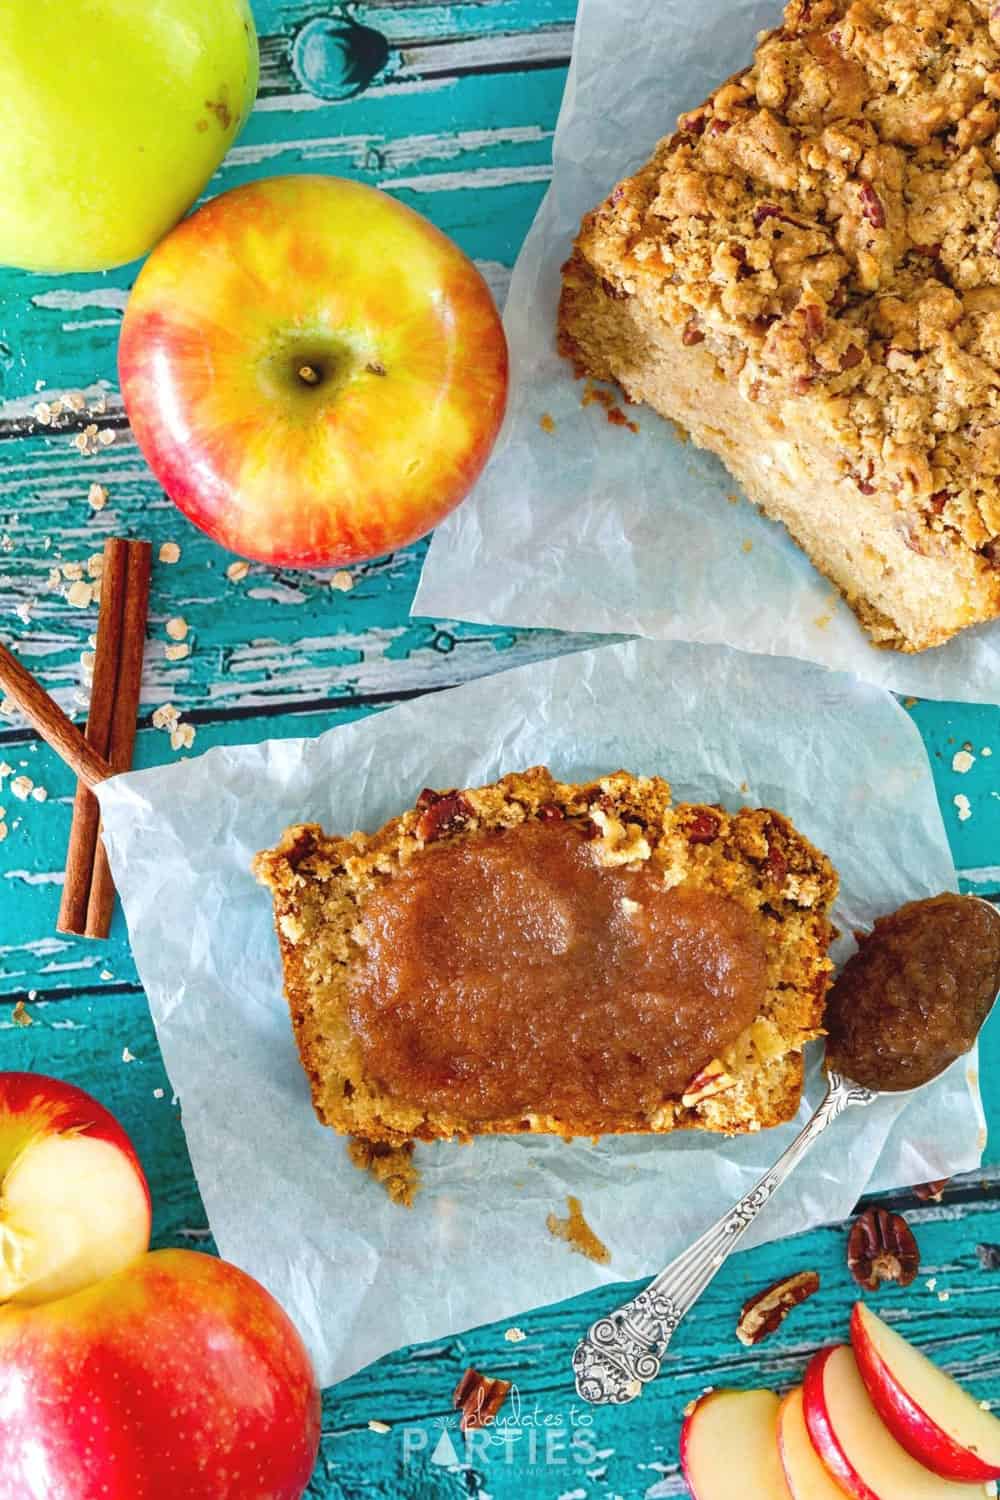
575, 0, 1000, 567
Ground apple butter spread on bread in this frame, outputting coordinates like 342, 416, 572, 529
254, 767, 837, 1144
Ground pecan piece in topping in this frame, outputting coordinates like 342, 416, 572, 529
683, 320, 706, 347
686, 809, 721, 844
537, 802, 565, 823
416, 791, 472, 843
848, 1209, 920, 1291
453, 1367, 512, 1432
736, 1270, 820, 1347
763, 841, 788, 889
859, 182, 886, 230
682, 1058, 737, 1108
840, 345, 864, 372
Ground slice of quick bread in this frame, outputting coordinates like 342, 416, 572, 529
254, 767, 838, 1145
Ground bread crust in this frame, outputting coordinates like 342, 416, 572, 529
255, 767, 838, 1145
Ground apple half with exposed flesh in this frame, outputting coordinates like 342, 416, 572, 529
851, 1302, 1000, 1482
779, 1387, 855, 1500
803, 1345, 996, 1500
0, 1072, 151, 1306
119, 174, 509, 568
681, 1388, 793, 1499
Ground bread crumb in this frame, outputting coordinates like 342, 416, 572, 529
368, 1420, 391, 1435
938, 1290, 951, 1302
540, 412, 556, 433
33, 402, 52, 426
12, 1000, 32, 1027
88, 483, 108, 511
226, 560, 250, 582
165, 643, 190, 662
953, 750, 975, 774
546, 1195, 610, 1265
153, 1088, 165, 1099
954, 794, 972, 822
925, 1277, 938, 1291
982, 746, 993, 757
67, 580, 94, 608
347, 1136, 421, 1207
15, 601, 32, 625
742, 539, 753, 553
10, 776, 33, 801
903, 697, 919, 710
165, 616, 188, 641
122, 1047, 136, 1063
159, 542, 181, 564
504, 1327, 527, 1343
330, 570, 354, 592
100, 969, 114, 981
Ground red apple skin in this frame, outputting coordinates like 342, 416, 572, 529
0, 1071, 152, 1230
118, 174, 509, 568
0, 1249, 321, 1500
803, 1346, 880, 1500
850, 1304, 1000, 1483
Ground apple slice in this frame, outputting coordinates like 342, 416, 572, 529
681, 1388, 793, 1499
0, 1072, 151, 1306
851, 1303, 1000, 1482
803, 1345, 996, 1500
779, 1387, 854, 1499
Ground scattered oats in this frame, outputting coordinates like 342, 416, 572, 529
122, 1046, 136, 1063
86, 552, 104, 579
15, 601, 32, 625
61, 561, 84, 580
67, 580, 94, 608
938, 1290, 951, 1302
100, 969, 114, 981
504, 1327, 527, 1343
88, 482, 108, 510
330, 570, 354, 592
152, 703, 180, 731
164, 642, 191, 662
368, 1420, 391, 1435
72, 431, 92, 454
81, 651, 96, 675
49, 400, 65, 418
165, 616, 188, 641
0, 762, 11, 778
159, 541, 181, 564
954, 794, 973, 823
33, 401, 53, 426
97, 428, 116, 447
10, 776, 33, 801
226, 560, 249, 582
47, 567, 62, 589
952, 750, 975, 774
12, 1000, 31, 1027
170, 722, 196, 752
983, 747, 993, 758
0, 701, 14, 719
31, 786, 48, 802
926, 1277, 938, 1291
153, 1088, 165, 1099
64, 391, 85, 413
90, 394, 107, 415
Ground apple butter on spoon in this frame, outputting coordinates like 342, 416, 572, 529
574, 894, 1000, 1407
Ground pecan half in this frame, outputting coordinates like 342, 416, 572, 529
416, 790, 472, 843
913, 1179, 949, 1203
682, 1058, 737, 1108
736, 1270, 820, 1346
453, 1367, 512, 1432
848, 1209, 920, 1291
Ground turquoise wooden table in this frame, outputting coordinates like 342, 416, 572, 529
2, 4, 999, 1496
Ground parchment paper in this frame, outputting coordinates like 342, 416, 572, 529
99, 641, 982, 1387
414, 0, 1000, 704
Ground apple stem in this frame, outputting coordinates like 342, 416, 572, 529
297, 365, 321, 386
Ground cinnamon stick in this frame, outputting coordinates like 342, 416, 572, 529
0, 643, 113, 790
57, 538, 129, 935
85, 539, 152, 940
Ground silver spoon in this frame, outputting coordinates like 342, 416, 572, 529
572, 897, 1000, 1406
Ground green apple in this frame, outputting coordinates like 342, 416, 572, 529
0, 0, 259, 274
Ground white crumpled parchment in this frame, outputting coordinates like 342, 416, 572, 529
99, 640, 983, 1387
414, 0, 1000, 704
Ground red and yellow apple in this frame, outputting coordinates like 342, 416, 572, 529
802, 1344, 994, 1500
681, 1388, 794, 1500
0, 1248, 321, 1500
851, 1303, 1000, 1483
0, 1072, 150, 1306
779, 1386, 859, 1500
118, 174, 509, 568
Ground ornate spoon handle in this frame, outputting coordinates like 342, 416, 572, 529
572, 1071, 877, 1405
